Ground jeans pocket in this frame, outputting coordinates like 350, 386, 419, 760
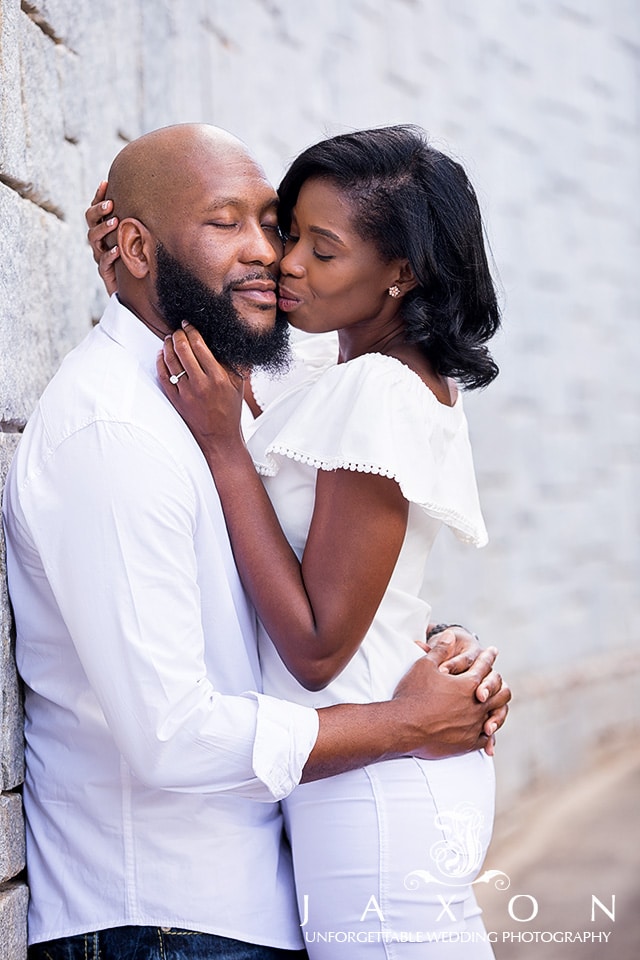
29, 933, 97, 960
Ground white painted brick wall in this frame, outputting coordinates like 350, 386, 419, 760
1, 0, 639, 954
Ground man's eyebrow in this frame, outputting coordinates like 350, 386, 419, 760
203, 197, 279, 215
309, 226, 346, 246
203, 198, 243, 212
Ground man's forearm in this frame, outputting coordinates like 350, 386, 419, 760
301, 648, 509, 782
301, 700, 415, 782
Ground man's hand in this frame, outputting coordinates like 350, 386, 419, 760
392, 637, 510, 759
417, 624, 509, 755
303, 637, 510, 782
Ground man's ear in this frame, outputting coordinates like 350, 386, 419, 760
117, 218, 154, 279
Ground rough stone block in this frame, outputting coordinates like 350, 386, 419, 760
19, 10, 66, 210
0, 794, 25, 884
21, 0, 83, 51
0, 0, 29, 183
55, 44, 85, 149
0, 881, 28, 960
0, 184, 54, 427
0, 434, 24, 793
0, 183, 92, 428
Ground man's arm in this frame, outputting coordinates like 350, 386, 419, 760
9, 419, 317, 800
303, 639, 508, 781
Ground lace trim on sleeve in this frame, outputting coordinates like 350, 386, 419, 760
256, 443, 486, 547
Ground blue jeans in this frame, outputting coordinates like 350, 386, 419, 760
28, 926, 308, 960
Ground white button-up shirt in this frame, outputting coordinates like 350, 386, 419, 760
2, 295, 319, 948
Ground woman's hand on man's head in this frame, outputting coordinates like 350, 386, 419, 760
86, 181, 120, 297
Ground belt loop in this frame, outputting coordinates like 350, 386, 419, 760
83, 932, 99, 960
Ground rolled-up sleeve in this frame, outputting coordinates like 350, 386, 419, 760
251, 692, 319, 799
11, 417, 318, 801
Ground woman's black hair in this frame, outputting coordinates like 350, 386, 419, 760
278, 125, 501, 389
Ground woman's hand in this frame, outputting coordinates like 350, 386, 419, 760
86, 181, 120, 296
416, 624, 483, 680
157, 322, 245, 454
423, 622, 482, 675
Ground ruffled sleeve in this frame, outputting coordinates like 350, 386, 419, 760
247, 353, 488, 546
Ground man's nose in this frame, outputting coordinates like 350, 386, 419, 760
242, 222, 281, 265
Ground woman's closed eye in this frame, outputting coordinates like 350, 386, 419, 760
283, 234, 333, 261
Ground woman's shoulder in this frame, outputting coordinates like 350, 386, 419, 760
329, 352, 462, 415
250, 350, 467, 456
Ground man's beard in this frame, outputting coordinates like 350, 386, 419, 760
154, 242, 291, 375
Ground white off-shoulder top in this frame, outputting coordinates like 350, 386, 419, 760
247, 347, 487, 708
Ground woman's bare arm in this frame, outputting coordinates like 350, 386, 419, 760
160, 325, 407, 689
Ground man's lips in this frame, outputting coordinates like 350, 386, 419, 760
231, 280, 277, 305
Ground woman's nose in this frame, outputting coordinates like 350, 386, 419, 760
280, 251, 305, 277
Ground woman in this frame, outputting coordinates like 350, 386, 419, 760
89, 125, 501, 958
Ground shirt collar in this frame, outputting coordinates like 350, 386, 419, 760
99, 293, 165, 384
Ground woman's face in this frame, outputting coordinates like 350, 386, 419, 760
277, 178, 401, 334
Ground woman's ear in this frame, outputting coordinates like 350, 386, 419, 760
391, 259, 418, 296
116, 218, 154, 279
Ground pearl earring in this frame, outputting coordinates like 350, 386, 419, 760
388, 285, 401, 298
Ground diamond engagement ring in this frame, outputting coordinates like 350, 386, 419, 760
169, 371, 187, 385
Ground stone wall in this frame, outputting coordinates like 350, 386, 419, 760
1, 0, 639, 955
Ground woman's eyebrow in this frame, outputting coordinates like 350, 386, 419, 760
309, 225, 346, 246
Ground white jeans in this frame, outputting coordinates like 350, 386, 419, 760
284, 752, 496, 959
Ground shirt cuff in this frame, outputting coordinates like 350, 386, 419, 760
250, 693, 319, 800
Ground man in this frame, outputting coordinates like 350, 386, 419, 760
3, 124, 509, 960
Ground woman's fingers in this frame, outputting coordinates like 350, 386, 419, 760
88, 214, 116, 243
90, 180, 108, 207
178, 322, 238, 380
98, 246, 119, 297
162, 333, 191, 379
439, 649, 479, 675
156, 350, 175, 396
422, 629, 456, 667
464, 645, 498, 687
85, 182, 120, 296
168, 328, 211, 380
475, 662, 504, 704
86, 181, 119, 261
157, 337, 189, 396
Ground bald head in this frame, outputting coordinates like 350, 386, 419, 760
104, 123, 283, 353
107, 124, 262, 235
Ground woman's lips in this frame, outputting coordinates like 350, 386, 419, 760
278, 286, 302, 311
